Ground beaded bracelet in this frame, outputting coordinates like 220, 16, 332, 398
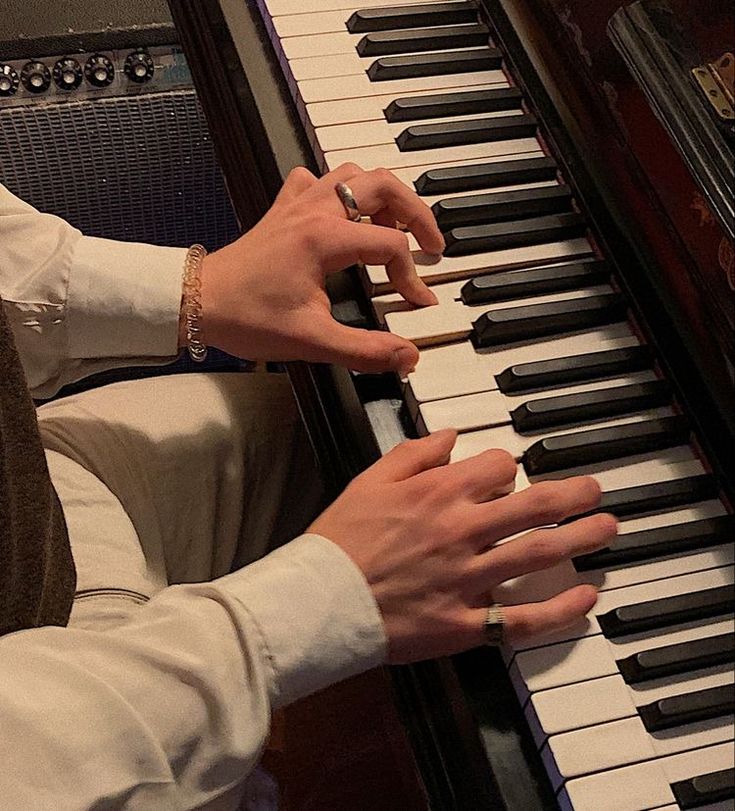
181, 243, 208, 363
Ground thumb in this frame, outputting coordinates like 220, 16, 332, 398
306, 317, 419, 376
366, 429, 458, 483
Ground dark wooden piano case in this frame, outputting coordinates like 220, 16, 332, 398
165, 1, 734, 808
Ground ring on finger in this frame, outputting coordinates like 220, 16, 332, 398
483, 603, 506, 646
334, 182, 362, 222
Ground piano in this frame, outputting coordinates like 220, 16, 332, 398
166, 1, 735, 808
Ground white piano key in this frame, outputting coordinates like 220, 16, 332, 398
528, 669, 735, 741
417, 370, 658, 434
388, 152, 550, 191
266, 0, 435, 15
365, 236, 592, 291
282, 22, 489, 59
559, 741, 734, 811
282, 31, 368, 60
315, 108, 525, 152
406, 324, 639, 406
543, 714, 734, 790
272, 10, 358, 38
271, 5, 458, 37
506, 565, 734, 653
378, 283, 613, 345
516, 444, 707, 491
511, 617, 734, 696
324, 135, 542, 171
299, 67, 501, 104
450, 407, 676, 462
591, 547, 735, 596
492, 511, 730, 617
306, 82, 511, 126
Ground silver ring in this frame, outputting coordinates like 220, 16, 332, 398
483, 603, 505, 646
334, 182, 361, 222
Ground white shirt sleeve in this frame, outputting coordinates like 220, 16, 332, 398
0, 534, 386, 810
0, 183, 186, 398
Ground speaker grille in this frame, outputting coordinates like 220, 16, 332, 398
0, 89, 240, 250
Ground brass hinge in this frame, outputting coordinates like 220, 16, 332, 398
692, 52, 735, 121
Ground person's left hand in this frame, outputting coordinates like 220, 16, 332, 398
191, 163, 444, 376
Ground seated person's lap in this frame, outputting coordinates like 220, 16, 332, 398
37, 372, 324, 628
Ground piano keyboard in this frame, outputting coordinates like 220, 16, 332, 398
256, 2, 735, 808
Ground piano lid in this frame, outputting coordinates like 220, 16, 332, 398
609, 0, 734, 241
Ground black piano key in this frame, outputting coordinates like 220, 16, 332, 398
414, 155, 558, 194
495, 345, 652, 394
396, 113, 537, 152
598, 585, 735, 638
462, 260, 608, 305
523, 415, 690, 476
347, 1, 480, 33
574, 515, 734, 572
672, 768, 735, 809
357, 23, 490, 57
471, 293, 627, 348
444, 212, 586, 257
434, 184, 572, 229
510, 380, 671, 434
570, 474, 719, 520
638, 685, 735, 733
367, 48, 502, 82
385, 87, 523, 123
617, 633, 735, 685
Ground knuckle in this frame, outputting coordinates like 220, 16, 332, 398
288, 166, 311, 182
336, 161, 361, 177
388, 228, 411, 252
528, 481, 566, 524
528, 533, 564, 566
370, 167, 395, 185
484, 449, 517, 482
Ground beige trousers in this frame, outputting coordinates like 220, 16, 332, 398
36, 370, 324, 633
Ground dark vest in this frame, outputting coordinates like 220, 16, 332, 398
0, 301, 76, 637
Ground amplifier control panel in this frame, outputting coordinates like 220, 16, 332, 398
0, 46, 191, 106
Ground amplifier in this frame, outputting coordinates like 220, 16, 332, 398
0, 2, 240, 250
0, 4, 246, 390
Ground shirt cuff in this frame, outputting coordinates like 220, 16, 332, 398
66, 235, 186, 359
219, 533, 387, 709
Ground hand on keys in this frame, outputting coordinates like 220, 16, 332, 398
194, 162, 442, 376
310, 429, 618, 663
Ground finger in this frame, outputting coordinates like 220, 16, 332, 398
349, 168, 445, 255
437, 448, 517, 503
464, 584, 599, 648
297, 309, 419, 375
364, 429, 458, 483
274, 166, 318, 206
320, 219, 437, 307
474, 476, 603, 544
501, 585, 599, 644
476, 513, 618, 586
305, 166, 445, 256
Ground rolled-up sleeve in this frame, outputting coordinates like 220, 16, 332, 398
0, 183, 185, 398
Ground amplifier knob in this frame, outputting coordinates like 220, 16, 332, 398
84, 54, 114, 87
124, 49, 154, 84
53, 57, 83, 91
0, 64, 20, 96
20, 61, 51, 93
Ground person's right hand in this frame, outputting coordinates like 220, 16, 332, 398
309, 429, 617, 664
